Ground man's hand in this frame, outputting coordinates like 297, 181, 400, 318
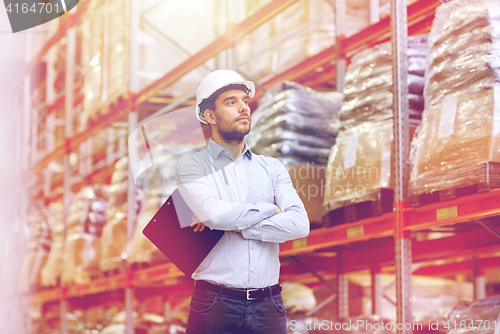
190, 213, 206, 232
274, 205, 282, 215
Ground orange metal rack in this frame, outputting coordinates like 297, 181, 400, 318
18, 0, 500, 333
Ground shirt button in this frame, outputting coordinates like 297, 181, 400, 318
247, 224, 250, 228
251, 246, 255, 250
250, 235, 254, 239
252, 269, 255, 273
273, 239, 276, 242
239, 180, 243, 184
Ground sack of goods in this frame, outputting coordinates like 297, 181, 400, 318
62, 185, 108, 285
340, 35, 427, 130
247, 81, 342, 166
409, 0, 500, 203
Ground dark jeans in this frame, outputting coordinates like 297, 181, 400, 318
187, 286, 288, 334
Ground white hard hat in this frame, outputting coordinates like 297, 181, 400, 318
196, 70, 255, 124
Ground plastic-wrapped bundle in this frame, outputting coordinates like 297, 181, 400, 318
447, 295, 500, 334
253, 140, 333, 165
409, 81, 500, 199
340, 35, 428, 129
100, 156, 129, 272
322, 120, 393, 216
62, 186, 108, 285
248, 81, 342, 165
41, 203, 64, 287
18, 203, 51, 292
424, 0, 500, 107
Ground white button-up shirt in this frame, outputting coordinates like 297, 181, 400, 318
175, 138, 309, 288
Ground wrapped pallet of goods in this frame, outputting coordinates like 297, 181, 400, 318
323, 36, 426, 224
137, 0, 213, 97
41, 202, 64, 287
247, 81, 342, 166
127, 148, 171, 267
409, 0, 500, 206
339, 36, 427, 129
61, 186, 108, 285
18, 202, 51, 292
239, 0, 367, 83
128, 140, 203, 266
100, 156, 129, 273
247, 81, 342, 225
447, 295, 500, 334
322, 120, 394, 225
82, 0, 127, 121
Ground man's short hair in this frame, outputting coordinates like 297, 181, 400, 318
198, 84, 250, 122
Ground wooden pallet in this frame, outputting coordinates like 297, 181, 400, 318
409, 162, 500, 207
323, 188, 394, 226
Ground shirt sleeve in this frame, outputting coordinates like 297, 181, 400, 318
241, 159, 310, 243
175, 154, 276, 231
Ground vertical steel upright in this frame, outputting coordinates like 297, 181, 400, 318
390, 0, 412, 332
337, 252, 348, 319
21, 33, 32, 334
369, 0, 380, 24
472, 256, 486, 300
126, 0, 140, 332
371, 267, 383, 315
335, 0, 348, 318
335, 0, 346, 93
227, 0, 237, 71
61, 26, 76, 334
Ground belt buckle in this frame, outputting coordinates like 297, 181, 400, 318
246, 289, 259, 300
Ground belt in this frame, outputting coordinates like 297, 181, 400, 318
194, 280, 282, 301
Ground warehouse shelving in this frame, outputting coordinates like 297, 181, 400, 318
16, 0, 500, 333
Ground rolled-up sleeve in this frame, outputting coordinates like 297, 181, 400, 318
241, 159, 310, 243
175, 155, 276, 231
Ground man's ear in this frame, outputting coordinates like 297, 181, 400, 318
204, 109, 216, 126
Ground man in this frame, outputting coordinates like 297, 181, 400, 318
175, 70, 309, 334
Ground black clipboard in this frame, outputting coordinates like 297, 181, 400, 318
142, 188, 225, 277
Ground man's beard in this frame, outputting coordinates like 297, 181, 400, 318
216, 113, 251, 142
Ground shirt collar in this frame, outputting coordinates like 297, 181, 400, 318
208, 138, 253, 160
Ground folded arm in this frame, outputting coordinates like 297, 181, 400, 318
241, 159, 310, 243
175, 155, 276, 231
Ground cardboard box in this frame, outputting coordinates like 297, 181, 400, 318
286, 164, 326, 224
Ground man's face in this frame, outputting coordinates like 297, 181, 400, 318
212, 89, 251, 141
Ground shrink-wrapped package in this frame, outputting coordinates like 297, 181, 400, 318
127, 190, 168, 266
61, 186, 108, 285
82, 0, 127, 119
322, 120, 393, 218
18, 203, 51, 292
248, 81, 342, 165
409, 0, 500, 201
101, 156, 129, 272
239, 0, 368, 83
447, 295, 500, 334
137, 0, 214, 97
424, 0, 500, 107
41, 202, 64, 287
340, 36, 427, 129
